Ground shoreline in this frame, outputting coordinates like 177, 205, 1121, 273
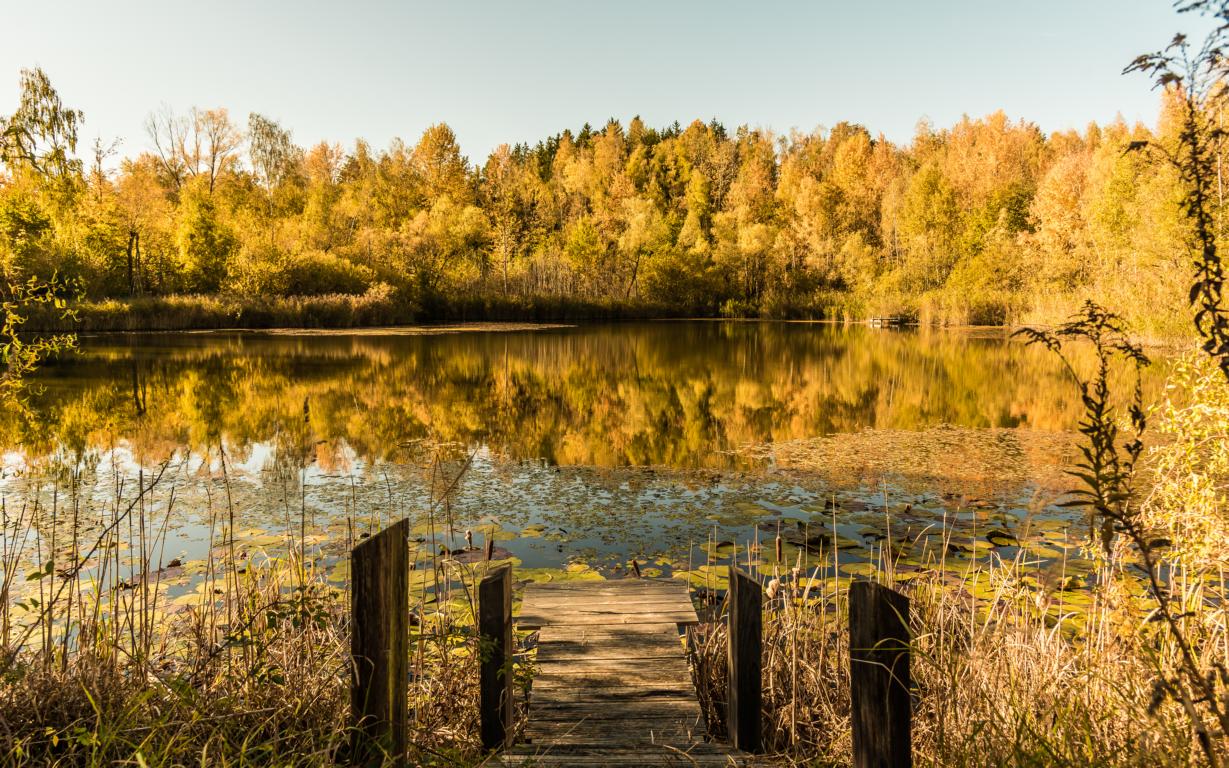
80, 321, 581, 338
23, 294, 1200, 350
66, 319, 1197, 353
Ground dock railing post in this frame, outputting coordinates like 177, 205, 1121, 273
479, 564, 513, 751
849, 580, 912, 768
727, 567, 762, 753
350, 519, 409, 767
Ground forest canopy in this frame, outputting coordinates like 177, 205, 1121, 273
0, 69, 1203, 332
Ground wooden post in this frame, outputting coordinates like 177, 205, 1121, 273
479, 564, 513, 751
727, 567, 762, 753
350, 519, 409, 767
849, 580, 912, 768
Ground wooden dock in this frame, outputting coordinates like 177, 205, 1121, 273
502, 578, 750, 766
867, 316, 906, 327
349, 524, 912, 766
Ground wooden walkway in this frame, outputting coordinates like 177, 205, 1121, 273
501, 578, 749, 766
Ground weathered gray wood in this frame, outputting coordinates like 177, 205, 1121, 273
849, 580, 912, 768
350, 519, 409, 767
522, 685, 700, 703
501, 744, 753, 766
532, 654, 690, 671
529, 699, 703, 719
480, 564, 514, 751
516, 580, 699, 629
526, 717, 702, 735
503, 743, 741, 759
533, 640, 684, 653
510, 578, 746, 765
535, 622, 682, 637
522, 580, 687, 592
500, 740, 766, 767
517, 611, 700, 627
534, 652, 682, 664
519, 595, 695, 609
531, 670, 695, 687
727, 567, 762, 753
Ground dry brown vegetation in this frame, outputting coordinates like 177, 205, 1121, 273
0, 551, 498, 767
691, 544, 1225, 767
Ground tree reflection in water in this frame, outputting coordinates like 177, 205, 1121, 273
6, 321, 1160, 469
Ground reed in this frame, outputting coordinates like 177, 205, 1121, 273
689, 520, 1226, 766
0, 447, 506, 767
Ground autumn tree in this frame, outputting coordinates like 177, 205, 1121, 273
0, 63, 1209, 328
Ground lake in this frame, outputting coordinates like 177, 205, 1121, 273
1, 321, 1158, 593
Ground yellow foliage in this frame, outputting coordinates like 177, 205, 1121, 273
1143, 351, 1229, 571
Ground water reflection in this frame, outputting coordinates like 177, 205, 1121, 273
8, 321, 1157, 469
1, 322, 1173, 604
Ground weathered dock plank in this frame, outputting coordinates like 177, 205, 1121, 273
502, 577, 759, 766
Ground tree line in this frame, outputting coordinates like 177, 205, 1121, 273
0, 68, 1204, 330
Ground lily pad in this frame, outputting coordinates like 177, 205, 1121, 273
515, 567, 606, 585
839, 562, 878, 577
672, 565, 730, 591
986, 529, 1019, 547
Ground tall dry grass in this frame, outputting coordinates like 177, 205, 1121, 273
0, 448, 513, 767
690, 532, 1225, 766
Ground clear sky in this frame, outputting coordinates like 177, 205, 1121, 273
0, 0, 1214, 164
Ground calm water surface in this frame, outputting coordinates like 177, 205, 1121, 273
1, 321, 1161, 584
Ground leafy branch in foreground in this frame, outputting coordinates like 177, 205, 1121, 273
1127, 1, 1229, 376
1, 67, 82, 405
0, 274, 79, 404
1015, 303, 1149, 552
1017, 302, 1228, 764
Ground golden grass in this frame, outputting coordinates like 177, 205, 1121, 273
690, 547, 1224, 766
0, 447, 515, 767
0, 552, 499, 767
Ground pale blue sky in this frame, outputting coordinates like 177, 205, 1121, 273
0, 0, 1212, 163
